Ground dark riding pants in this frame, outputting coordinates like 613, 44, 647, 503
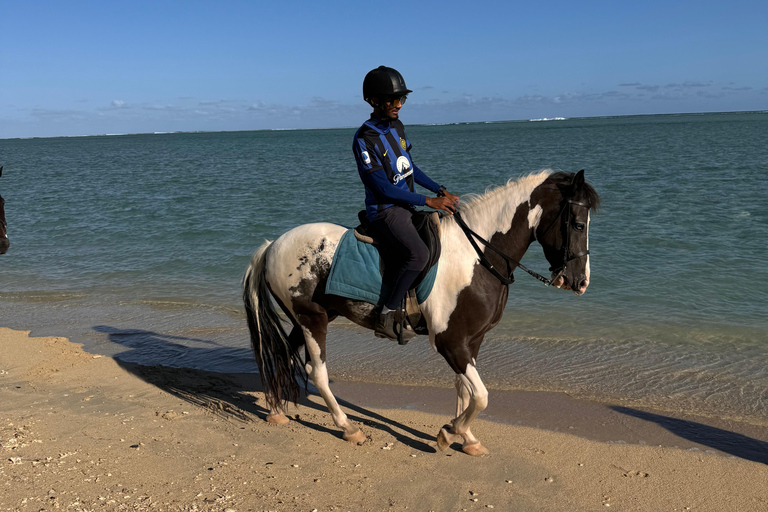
370, 206, 429, 310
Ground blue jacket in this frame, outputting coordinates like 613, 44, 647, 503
353, 117, 441, 221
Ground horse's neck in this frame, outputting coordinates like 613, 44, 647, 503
424, 181, 541, 334
457, 178, 542, 256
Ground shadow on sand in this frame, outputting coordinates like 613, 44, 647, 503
611, 406, 768, 465
95, 325, 437, 453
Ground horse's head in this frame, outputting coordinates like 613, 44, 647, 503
532, 170, 600, 295
0, 165, 8, 254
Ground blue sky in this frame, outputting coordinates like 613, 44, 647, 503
2, 0, 766, 138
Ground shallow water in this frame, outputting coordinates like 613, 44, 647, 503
1, 112, 767, 422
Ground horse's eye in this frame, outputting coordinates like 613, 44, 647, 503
574, 223, 585, 231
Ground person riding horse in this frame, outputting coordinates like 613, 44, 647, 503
352, 66, 460, 342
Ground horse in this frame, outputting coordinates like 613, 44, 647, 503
0, 166, 8, 255
243, 169, 600, 455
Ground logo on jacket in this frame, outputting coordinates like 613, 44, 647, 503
393, 156, 413, 184
361, 151, 371, 165
400, 137, 407, 150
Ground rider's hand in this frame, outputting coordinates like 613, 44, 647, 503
443, 190, 460, 205
426, 194, 459, 214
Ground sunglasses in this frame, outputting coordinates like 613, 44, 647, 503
385, 94, 408, 106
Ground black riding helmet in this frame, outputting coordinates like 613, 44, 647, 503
363, 66, 413, 102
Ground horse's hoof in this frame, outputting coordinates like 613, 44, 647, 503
343, 429, 367, 445
437, 427, 463, 451
266, 413, 290, 425
436, 428, 451, 451
462, 441, 489, 456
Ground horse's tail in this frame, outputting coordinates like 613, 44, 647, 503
243, 240, 305, 412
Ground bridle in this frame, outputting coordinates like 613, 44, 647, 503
534, 198, 591, 279
453, 196, 590, 287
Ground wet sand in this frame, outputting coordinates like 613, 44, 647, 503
2, 327, 767, 511
328, 380, 768, 462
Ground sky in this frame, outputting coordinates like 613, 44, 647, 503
1, 0, 766, 138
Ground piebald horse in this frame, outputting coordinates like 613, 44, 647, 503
0, 166, 8, 255
243, 169, 600, 455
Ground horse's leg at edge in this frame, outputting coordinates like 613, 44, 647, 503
299, 309, 367, 445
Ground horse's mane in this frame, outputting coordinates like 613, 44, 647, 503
460, 170, 548, 212
454, 170, 552, 233
459, 169, 601, 216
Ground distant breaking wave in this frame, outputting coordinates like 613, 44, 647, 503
529, 117, 567, 122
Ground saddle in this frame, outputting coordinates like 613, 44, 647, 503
353, 209, 442, 335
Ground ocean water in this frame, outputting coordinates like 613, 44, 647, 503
1, 112, 767, 423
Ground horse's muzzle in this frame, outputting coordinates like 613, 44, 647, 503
573, 275, 589, 295
551, 274, 567, 289
551, 273, 589, 295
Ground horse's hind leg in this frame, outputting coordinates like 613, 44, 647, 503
298, 308, 367, 445
265, 327, 305, 425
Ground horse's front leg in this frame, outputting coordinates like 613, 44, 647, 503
299, 313, 366, 445
436, 363, 489, 455
453, 370, 487, 454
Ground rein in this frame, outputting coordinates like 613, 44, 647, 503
453, 198, 590, 287
453, 211, 552, 286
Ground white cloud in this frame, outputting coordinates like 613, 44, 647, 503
3, 80, 762, 138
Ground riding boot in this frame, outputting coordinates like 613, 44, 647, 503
374, 310, 416, 344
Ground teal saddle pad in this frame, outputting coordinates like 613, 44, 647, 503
325, 229, 438, 305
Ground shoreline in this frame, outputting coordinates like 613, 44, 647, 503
5, 318, 768, 453
326, 380, 768, 462
2, 327, 767, 511
5, 298, 767, 429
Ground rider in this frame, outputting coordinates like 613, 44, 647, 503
352, 66, 460, 342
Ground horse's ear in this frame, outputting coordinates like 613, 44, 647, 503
572, 169, 585, 188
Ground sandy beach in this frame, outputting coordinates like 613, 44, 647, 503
1, 327, 767, 512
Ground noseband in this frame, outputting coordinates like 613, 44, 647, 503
454, 197, 590, 287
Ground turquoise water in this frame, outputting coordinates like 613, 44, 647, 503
1, 112, 767, 422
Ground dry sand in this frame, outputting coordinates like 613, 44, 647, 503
1, 327, 767, 511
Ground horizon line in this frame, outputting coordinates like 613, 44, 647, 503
1, 109, 766, 141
